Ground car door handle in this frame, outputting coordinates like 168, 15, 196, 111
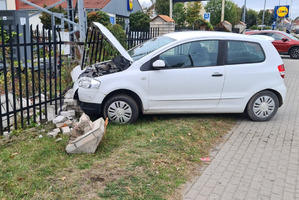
212, 73, 223, 77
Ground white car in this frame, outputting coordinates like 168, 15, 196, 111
72, 22, 286, 124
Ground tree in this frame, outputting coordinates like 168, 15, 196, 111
173, 3, 186, 27
87, 10, 110, 27
258, 10, 274, 26
155, 0, 169, 16
129, 11, 150, 31
205, 0, 240, 26
241, 7, 258, 28
186, 2, 202, 26
39, 4, 66, 29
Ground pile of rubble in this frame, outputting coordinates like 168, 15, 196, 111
47, 89, 107, 154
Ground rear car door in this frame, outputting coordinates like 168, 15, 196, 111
219, 40, 267, 111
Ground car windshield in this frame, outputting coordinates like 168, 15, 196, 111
128, 36, 175, 61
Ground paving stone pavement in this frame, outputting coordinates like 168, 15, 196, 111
184, 58, 299, 200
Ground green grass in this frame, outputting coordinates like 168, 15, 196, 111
0, 114, 237, 199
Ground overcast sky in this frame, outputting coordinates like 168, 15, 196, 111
139, 0, 299, 19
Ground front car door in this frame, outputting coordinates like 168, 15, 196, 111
146, 40, 225, 113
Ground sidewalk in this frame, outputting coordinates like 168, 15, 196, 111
184, 58, 299, 200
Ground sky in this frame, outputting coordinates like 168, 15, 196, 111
139, 0, 299, 19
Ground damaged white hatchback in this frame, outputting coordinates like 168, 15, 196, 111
72, 22, 286, 124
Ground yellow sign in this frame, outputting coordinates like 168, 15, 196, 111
277, 6, 289, 18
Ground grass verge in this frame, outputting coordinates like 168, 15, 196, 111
0, 114, 237, 199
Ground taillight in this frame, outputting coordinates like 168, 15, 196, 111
278, 64, 285, 79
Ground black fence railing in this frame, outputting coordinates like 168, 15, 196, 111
0, 24, 62, 135
82, 27, 159, 69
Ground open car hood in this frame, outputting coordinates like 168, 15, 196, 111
92, 22, 133, 62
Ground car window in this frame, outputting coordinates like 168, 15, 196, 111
227, 41, 265, 65
158, 40, 219, 68
269, 33, 285, 41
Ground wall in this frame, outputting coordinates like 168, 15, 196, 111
7, 0, 16, 10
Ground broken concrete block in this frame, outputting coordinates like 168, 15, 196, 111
66, 118, 106, 154
60, 110, 75, 119
55, 120, 73, 128
64, 89, 74, 99
64, 99, 78, 106
47, 128, 60, 138
57, 105, 67, 113
61, 126, 71, 135
47, 105, 56, 122
53, 115, 67, 124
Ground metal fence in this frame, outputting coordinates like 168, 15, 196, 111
82, 27, 159, 69
0, 24, 62, 135
0, 24, 159, 135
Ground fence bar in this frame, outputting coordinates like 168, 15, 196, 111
9, 25, 18, 130
42, 26, 48, 120
53, 27, 58, 114
90, 30, 97, 64
36, 25, 42, 121
1, 24, 10, 133
81, 27, 90, 69
93, 31, 100, 63
0, 25, 3, 135
23, 25, 30, 125
48, 28, 52, 105
98, 35, 104, 62
16, 25, 24, 128
30, 25, 36, 123
58, 29, 62, 111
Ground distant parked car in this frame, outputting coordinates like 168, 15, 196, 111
246, 30, 299, 59
72, 22, 286, 124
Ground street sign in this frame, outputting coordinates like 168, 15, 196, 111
274, 5, 289, 18
204, 12, 210, 22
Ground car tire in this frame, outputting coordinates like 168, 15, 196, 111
246, 91, 279, 122
103, 95, 139, 124
289, 47, 299, 59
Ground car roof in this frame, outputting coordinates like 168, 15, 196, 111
164, 31, 262, 42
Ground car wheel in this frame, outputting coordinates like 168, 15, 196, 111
246, 91, 279, 121
289, 47, 299, 59
103, 95, 139, 124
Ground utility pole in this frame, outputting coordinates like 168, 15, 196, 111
221, 0, 225, 22
169, 0, 172, 19
261, 0, 267, 30
242, 0, 247, 23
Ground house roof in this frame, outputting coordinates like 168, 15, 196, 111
19, 0, 111, 10
293, 20, 299, 25
236, 21, 246, 26
151, 15, 174, 22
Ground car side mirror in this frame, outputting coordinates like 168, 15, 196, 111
152, 60, 166, 68
282, 37, 288, 42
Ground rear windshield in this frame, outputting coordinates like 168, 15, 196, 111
128, 36, 175, 61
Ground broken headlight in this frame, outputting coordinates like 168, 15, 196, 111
78, 77, 101, 89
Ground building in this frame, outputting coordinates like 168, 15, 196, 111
18, 0, 142, 27
150, 15, 175, 36
0, 0, 17, 10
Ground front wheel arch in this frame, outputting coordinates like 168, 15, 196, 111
101, 89, 143, 116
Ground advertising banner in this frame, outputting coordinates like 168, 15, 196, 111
274, 5, 290, 18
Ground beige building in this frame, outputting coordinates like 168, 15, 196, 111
150, 15, 175, 36
0, 0, 16, 10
